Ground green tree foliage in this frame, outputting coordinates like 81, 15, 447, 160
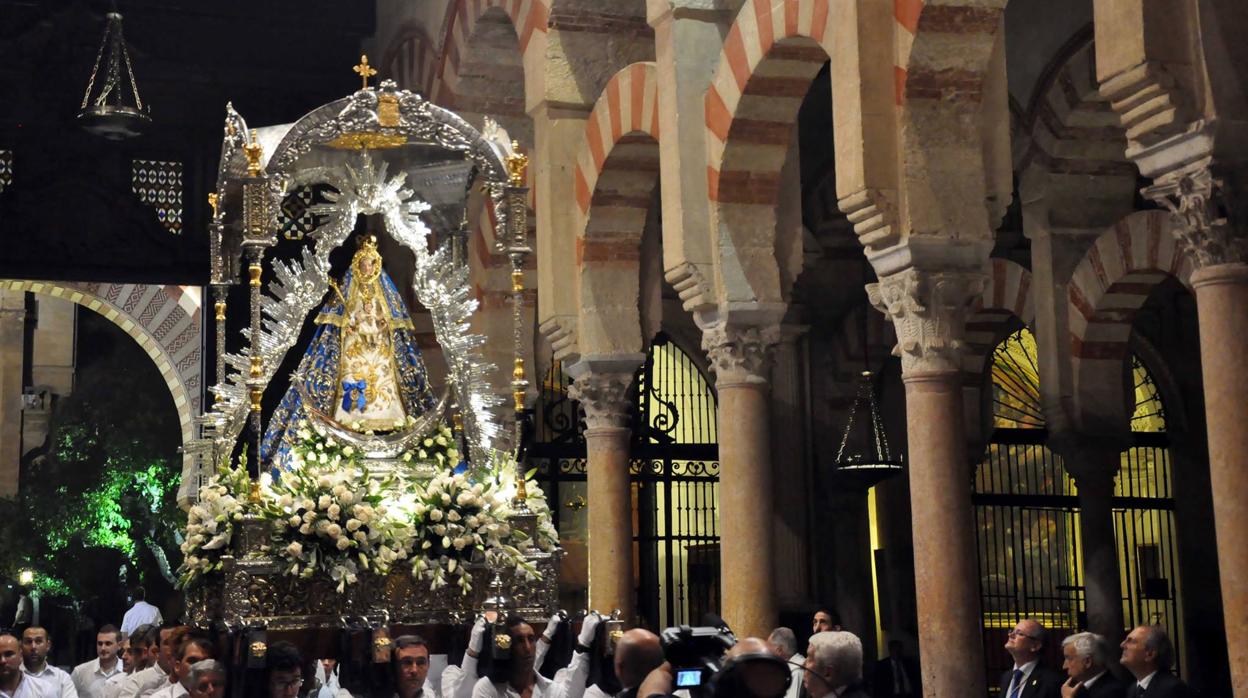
0, 310, 184, 605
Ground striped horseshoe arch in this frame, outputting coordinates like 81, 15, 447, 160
1, 280, 203, 503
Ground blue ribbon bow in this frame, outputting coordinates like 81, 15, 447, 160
342, 379, 367, 412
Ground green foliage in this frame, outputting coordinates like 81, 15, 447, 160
0, 312, 184, 602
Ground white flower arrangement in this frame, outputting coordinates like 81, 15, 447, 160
178, 421, 559, 594
258, 458, 415, 593
408, 472, 530, 594
177, 464, 251, 589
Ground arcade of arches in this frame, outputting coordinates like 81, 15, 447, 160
2, 0, 1247, 696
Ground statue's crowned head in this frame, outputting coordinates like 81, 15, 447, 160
353, 234, 383, 284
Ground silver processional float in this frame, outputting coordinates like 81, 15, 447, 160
179, 56, 561, 643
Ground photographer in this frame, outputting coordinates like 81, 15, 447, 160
470, 615, 598, 698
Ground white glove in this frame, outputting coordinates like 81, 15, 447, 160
542, 612, 563, 641
578, 611, 602, 647
468, 615, 489, 655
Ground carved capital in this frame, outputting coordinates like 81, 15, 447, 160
567, 371, 635, 431
701, 323, 781, 386
1144, 158, 1248, 269
866, 268, 987, 375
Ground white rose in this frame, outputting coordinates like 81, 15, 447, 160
346, 518, 363, 532
339, 490, 355, 505
441, 493, 451, 505
328, 504, 341, 519
286, 542, 303, 557
336, 537, 352, 550
353, 531, 367, 543
326, 524, 343, 539
288, 515, 301, 527
447, 510, 461, 523
429, 509, 443, 522
466, 516, 479, 529
299, 523, 312, 535
343, 446, 355, 456
318, 495, 332, 509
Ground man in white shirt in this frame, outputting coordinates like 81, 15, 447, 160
1119, 626, 1193, 698
1059, 632, 1126, 698
471, 614, 597, 698
149, 633, 214, 698
1, 633, 57, 698
393, 635, 437, 698
1000, 619, 1062, 698
71, 626, 124, 698
20, 628, 76, 698
767, 627, 804, 698
119, 592, 161, 637
115, 625, 174, 698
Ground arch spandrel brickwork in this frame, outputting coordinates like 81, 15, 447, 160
0, 280, 203, 503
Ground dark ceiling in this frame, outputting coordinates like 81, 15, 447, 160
0, 0, 376, 284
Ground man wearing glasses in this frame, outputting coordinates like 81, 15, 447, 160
1000, 620, 1062, 698
265, 644, 305, 698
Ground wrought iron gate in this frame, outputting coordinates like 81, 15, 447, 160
529, 334, 720, 628
975, 331, 1185, 693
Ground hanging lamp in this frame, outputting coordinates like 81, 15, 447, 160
832, 370, 904, 489
78, 10, 150, 140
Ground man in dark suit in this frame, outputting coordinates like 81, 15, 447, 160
1000, 619, 1063, 698
1059, 632, 1126, 698
872, 640, 920, 698
1119, 626, 1193, 698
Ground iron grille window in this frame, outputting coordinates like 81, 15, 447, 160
0, 150, 11, 194
529, 335, 720, 629
975, 331, 1185, 693
131, 159, 183, 233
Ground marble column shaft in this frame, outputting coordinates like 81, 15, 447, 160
869, 268, 987, 697
704, 322, 780, 638
1061, 439, 1127, 646
1191, 263, 1248, 695
568, 362, 641, 620
1148, 162, 1248, 695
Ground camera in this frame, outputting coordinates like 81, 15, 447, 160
659, 626, 793, 698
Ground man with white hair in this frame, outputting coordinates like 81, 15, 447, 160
1059, 632, 1125, 698
801, 632, 869, 698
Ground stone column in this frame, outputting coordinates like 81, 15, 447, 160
1148, 163, 1248, 694
703, 321, 780, 638
0, 290, 25, 498
868, 268, 987, 697
567, 355, 645, 620
770, 324, 811, 605
1058, 437, 1127, 646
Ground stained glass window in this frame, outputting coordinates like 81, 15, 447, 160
131, 159, 183, 233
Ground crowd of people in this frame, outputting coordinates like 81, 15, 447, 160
0, 589, 1195, 698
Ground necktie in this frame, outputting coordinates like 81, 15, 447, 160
1009, 670, 1025, 698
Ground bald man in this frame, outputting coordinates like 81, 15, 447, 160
1001, 619, 1062, 698
607, 630, 663, 698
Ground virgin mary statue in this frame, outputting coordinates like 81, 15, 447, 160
261, 235, 439, 469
